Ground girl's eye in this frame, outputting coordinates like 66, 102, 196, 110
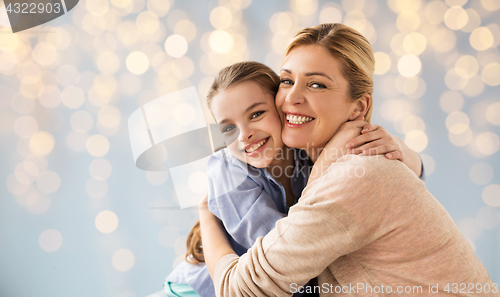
280, 79, 293, 85
251, 111, 264, 119
310, 82, 326, 89
222, 125, 235, 133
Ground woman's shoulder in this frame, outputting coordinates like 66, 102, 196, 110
330, 154, 415, 180
307, 154, 421, 196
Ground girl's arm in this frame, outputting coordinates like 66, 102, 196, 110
199, 196, 235, 281
308, 118, 366, 184
346, 124, 423, 178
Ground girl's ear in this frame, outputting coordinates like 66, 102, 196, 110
348, 94, 371, 121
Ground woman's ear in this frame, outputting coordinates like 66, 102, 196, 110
348, 94, 371, 121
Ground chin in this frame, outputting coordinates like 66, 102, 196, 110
282, 131, 310, 150
248, 158, 272, 169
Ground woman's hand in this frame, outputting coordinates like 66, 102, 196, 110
308, 117, 367, 184
345, 125, 423, 177
198, 193, 236, 280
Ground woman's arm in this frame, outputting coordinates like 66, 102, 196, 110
204, 155, 410, 296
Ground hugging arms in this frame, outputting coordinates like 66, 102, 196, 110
197, 23, 495, 297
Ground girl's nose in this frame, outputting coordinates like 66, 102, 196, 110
238, 126, 254, 143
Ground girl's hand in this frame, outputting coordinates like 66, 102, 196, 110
198, 193, 220, 228
308, 116, 367, 184
346, 124, 404, 159
346, 124, 423, 177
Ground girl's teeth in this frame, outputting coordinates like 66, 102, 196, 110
246, 139, 267, 153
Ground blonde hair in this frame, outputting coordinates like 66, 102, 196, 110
285, 23, 375, 123
186, 61, 280, 265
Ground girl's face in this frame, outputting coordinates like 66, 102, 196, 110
276, 44, 360, 156
210, 80, 284, 169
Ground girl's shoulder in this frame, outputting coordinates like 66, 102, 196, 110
207, 148, 269, 193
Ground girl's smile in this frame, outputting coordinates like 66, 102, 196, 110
210, 80, 285, 169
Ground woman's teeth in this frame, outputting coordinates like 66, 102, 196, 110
286, 114, 314, 124
246, 138, 267, 153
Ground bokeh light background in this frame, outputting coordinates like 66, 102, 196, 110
0, 0, 499, 296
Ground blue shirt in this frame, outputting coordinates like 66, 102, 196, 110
165, 148, 312, 297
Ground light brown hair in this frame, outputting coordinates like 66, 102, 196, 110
186, 61, 280, 264
206, 61, 281, 111
285, 23, 375, 123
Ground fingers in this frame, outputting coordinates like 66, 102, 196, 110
343, 120, 369, 132
363, 143, 397, 156
349, 143, 398, 156
386, 150, 403, 161
346, 129, 384, 149
361, 124, 379, 134
198, 193, 209, 210
348, 139, 384, 154
353, 114, 365, 121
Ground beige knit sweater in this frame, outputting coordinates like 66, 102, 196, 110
214, 154, 498, 296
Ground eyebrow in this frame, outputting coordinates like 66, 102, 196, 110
281, 68, 334, 82
219, 101, 266, 124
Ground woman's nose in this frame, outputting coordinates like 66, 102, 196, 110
285, 84, 305, 105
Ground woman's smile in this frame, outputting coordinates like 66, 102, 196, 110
284, 111, 315, 126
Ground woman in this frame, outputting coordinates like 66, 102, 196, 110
199, 23, 497, 296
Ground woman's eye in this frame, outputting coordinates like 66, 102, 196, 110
310, 82, 326, 89
222, 125, 235, 133
280, 79, 293, 85
251, 111, 264, 119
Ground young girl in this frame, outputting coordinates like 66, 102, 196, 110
163, 61, 425, 297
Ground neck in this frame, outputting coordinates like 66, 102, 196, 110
304, 146, 325, 163
267, 146, 295, 179
267, 146, 295, 208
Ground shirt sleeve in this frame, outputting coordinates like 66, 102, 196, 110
207, 152, 287, 249
213, 155, 417, 297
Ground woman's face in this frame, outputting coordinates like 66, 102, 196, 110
276, 44, 360, 155
210, 80, 284, 169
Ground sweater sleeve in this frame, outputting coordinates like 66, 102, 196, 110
213, 155, 417, 297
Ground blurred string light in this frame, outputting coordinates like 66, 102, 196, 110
373, 52, 391, 75
469, 162, 494, 185
476, 207, 500, 230
486, 102, 500, 125
39, 229, 63, 252
95, 210, 119, 234
86, 178, 109, 199
112, 248, 135, 272
483, 184, 500, 207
